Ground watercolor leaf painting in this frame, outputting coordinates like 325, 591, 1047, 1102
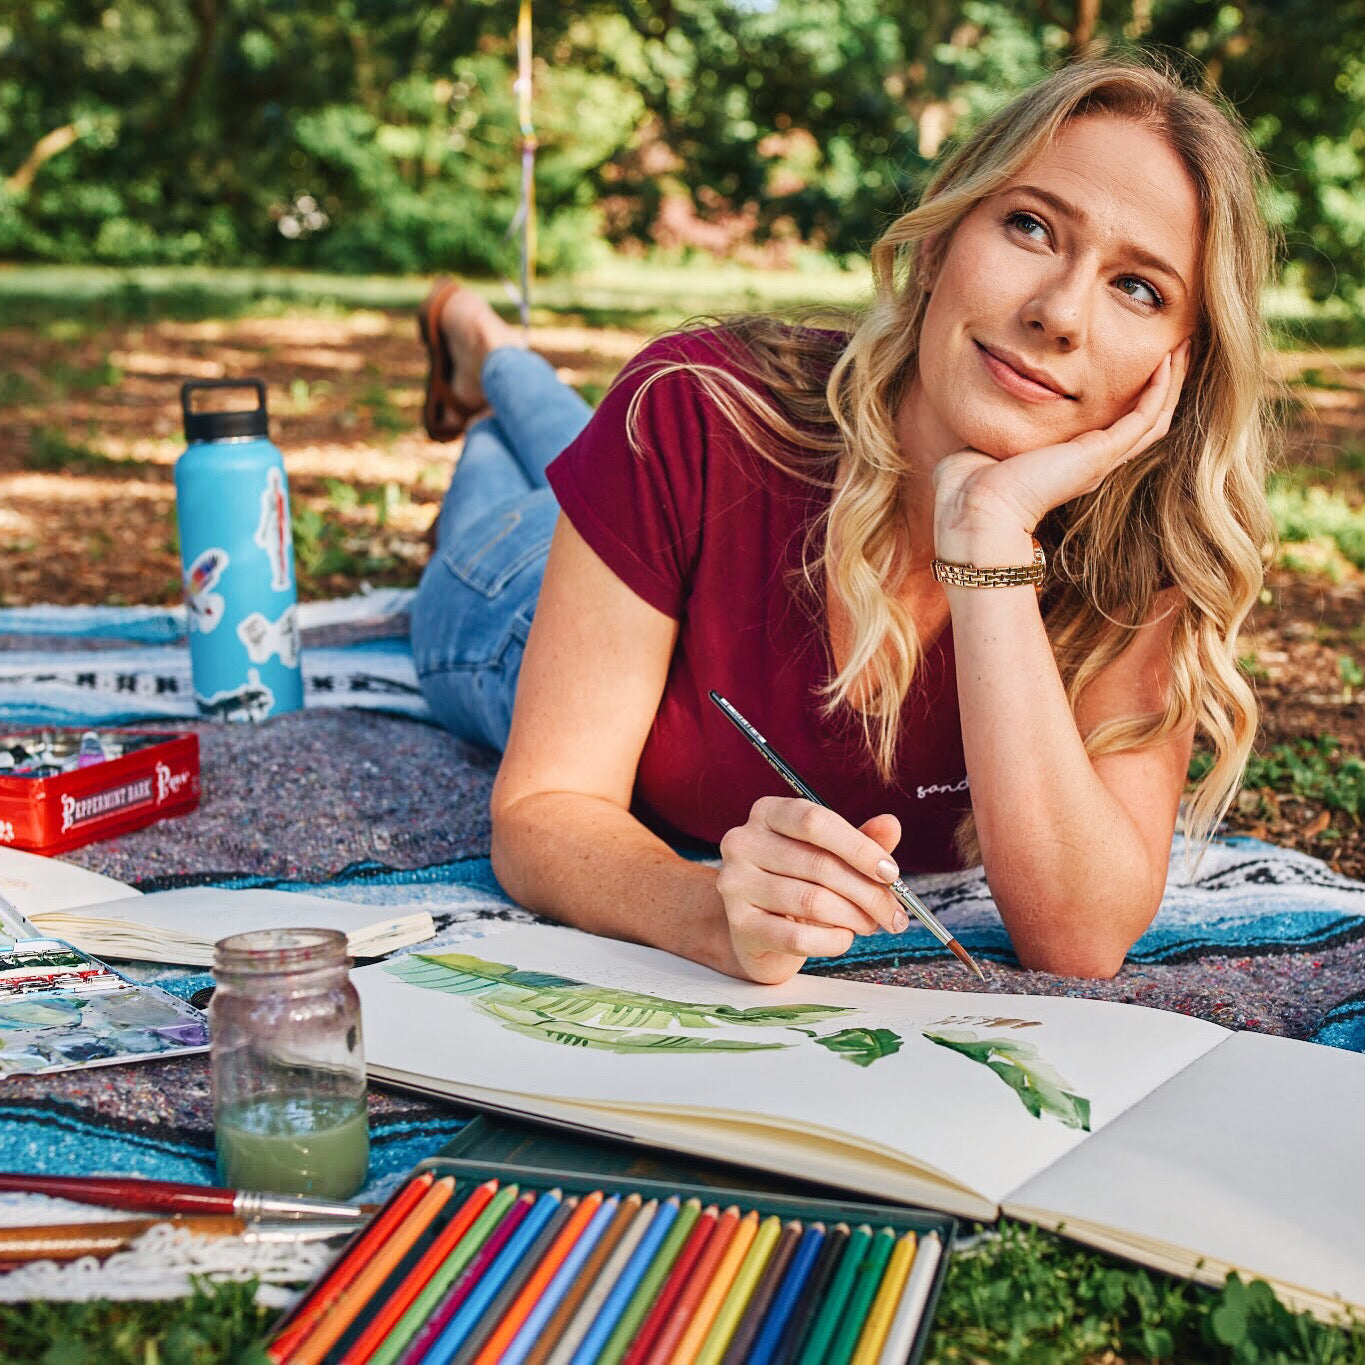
384, 953, 903, 1064
923, 1029, 1093, 1130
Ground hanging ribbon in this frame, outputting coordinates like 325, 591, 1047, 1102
503, 0, 537, 335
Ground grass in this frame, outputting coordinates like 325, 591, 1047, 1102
1191, 736, 1365, 822
1, 1222, 1360, 1364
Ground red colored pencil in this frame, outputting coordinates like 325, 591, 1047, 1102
641, 1204, 740, 1365
339, 1178, 499, 1364
396, 1189, 537, 1364
268, 1172, 435, 1362
620, 1203, 721, 1365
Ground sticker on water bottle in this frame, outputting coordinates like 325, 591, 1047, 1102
195, 669, 276, 723
236, 603, 300, 668
254, 467, 293, 592
184, 547, 229, 633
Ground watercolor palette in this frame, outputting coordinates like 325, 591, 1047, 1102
0, 938, 209, 1076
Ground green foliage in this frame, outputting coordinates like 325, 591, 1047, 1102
1192, 735, 1365, 819
1269, 477, 1365, 571
27, 426, 121, 472
2, 2, 1362, 299
930, 1220, 1365, 1362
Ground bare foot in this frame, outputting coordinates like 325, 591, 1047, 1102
432, 286, 524, 415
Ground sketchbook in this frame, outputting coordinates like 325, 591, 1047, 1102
0, 847, 435, 964
353, 922, 1365, 1324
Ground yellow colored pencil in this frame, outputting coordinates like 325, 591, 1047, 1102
694, 1213, 782, 1365
850, 1230, 918, 1365
669, 1209, 760, 1365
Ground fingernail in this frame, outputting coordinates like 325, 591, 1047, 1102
894, 910, 910, 933
876, 858, 899, 883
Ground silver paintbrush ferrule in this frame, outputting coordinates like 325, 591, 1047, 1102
889, 880, 955, 947
233, 1192, 367, 1222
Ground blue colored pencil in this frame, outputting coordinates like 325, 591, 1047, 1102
746, 1219, 827, 1361
568, 1196, 681, 1365
498, 1195, 622, 1365
419, 1187, 565, 1365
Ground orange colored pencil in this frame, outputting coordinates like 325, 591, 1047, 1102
641, 1205, 742, 1365
339, 1178, 499, 1364
469, 1188, 606, 1365
268, 1171, 436, 1362
286, 1176, 456, 1364
669, 1209, 759, 1365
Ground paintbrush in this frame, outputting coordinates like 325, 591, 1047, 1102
709, 691, 986, 980
0, 1172, 371, 1222
0, 1216, 357, 1264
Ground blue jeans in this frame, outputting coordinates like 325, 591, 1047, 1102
410, 347, 592, 750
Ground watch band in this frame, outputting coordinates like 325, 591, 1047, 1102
931, 537, 1046, 589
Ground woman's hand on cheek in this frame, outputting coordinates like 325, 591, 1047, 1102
933, 338, 1191, 551
716, 800, 905, 984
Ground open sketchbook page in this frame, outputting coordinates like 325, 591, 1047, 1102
355, 923, 1228, 1212
1006, 1030, 1365, 1321
31, 888, 436, 965
0, 846, 138, 916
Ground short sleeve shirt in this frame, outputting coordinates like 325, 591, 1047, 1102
545, 327, 971, 872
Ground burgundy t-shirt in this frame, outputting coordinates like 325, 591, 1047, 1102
545, 328, 970, 873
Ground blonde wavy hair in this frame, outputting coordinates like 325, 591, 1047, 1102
627, 52, 1277, 875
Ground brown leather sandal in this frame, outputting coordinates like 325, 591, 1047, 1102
418, 279, 482, 442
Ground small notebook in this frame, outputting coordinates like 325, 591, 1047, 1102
0, 938, 209, 1076
29, 889, 437, 966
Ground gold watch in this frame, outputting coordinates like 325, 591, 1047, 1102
931, 537, 1046, 590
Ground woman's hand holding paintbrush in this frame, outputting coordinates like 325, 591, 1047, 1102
709, 692, 985, 983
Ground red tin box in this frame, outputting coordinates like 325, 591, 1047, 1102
0, 731, 200, 856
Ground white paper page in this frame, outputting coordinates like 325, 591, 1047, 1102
1006, 1030, 1365, 1318
31, 888, 434, 963
0, 846, 138, 915
355, 923, 1228, 1207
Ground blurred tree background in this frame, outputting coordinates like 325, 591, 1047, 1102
1, 0, 1362, 296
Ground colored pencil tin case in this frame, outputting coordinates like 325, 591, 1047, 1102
402, 1156, 954, 1364
0, 730, 200, 855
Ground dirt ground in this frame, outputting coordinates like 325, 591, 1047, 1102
0, 308, 1362, 877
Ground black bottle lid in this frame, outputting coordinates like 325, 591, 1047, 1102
181, 379, 269, 442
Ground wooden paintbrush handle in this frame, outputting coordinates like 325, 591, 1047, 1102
0, 1215, 249, 1262
0, 1173, 235, 1215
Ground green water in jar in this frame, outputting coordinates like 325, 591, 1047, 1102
215, 1095, 369, 1198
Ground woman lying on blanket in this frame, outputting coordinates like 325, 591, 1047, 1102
409, 54, 1275, 985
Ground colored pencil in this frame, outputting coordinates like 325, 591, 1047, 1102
269, 1171, 436, 1361
671, 1208, 759, 1364
850, 1231, 917, 1365
876, 1232, 942, 1365
771, 1221, 846, 1363
289, 1176, 457, 1365
398, 1189, 536, 1365
523, 1192, 643, 1365
599, 1197, 702, 1365
794, 1223, 872, 1365
825, 1226, 897, 1365
751, 1220, 831, 1363
621, 1206, 720, 1365
469, 1190, 605, 1365
447, 1194, 578, 1365
547, 1197, 662, 1365
503, 1195, 621, 1365
719, 1219, 801, 1365
420, 1187, 565, 1365
339, 1180, 498, 1365
371, 1184, 520, 1365
327, 1195, 468, 1364
640, 1203, 742, 1365
569, 1196, 680, 1365
695, 1212, 782, 1365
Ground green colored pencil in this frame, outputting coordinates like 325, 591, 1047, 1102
824, 1227, 898, 1365
597, 1196, 702, 1365
795, 1222, 873, 1365
366, 1182, 520, 1365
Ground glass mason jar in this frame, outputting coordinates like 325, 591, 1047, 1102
210, 928, 369, 1199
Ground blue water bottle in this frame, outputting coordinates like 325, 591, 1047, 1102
175, 380, 303, 721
